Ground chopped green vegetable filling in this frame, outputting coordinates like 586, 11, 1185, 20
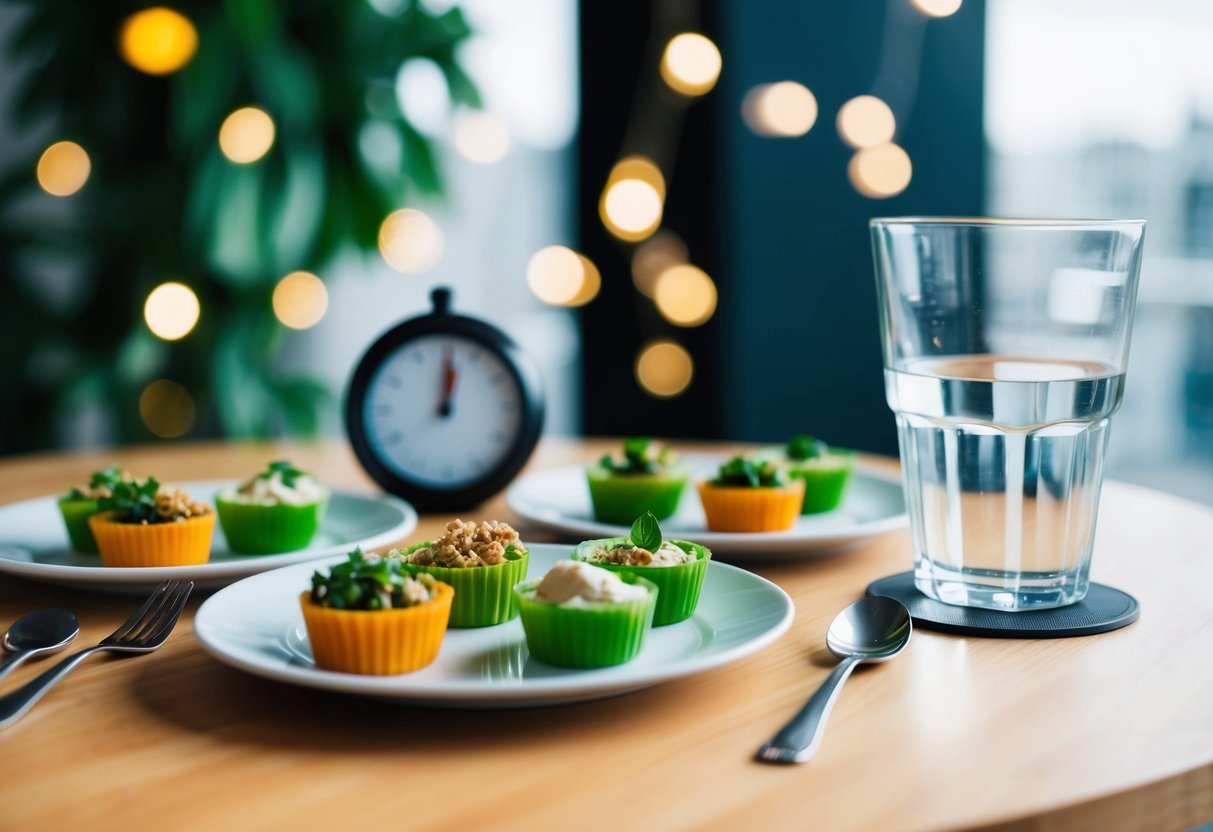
311, 549, 438, 611
599, 437, 678, 476
99, 477, 162, 523
712, 456, 788, 488
786, 434, 828, 461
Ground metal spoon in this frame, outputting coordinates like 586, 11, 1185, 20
757, 595, 911, 763
0, 609, 80, 684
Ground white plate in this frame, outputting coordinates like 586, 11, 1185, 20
0, 482, 417, 593
506, 457, 907, 558
194, 543, 794, 708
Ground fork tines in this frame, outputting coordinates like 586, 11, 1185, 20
106, 580, 194, 646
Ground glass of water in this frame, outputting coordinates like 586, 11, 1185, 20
870, 218, 1146, 611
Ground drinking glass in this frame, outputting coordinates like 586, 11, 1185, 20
870, 218, 1146, 610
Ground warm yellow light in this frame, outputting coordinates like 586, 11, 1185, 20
599, 156, 665, 243
742, 82, 818, 138
119, 7, 198, 76
837, 95, 896, 149
632, 230, 688, 298
272, 271, 329, 330
219, 107, 276, 164
636, 341, 694, 398
454, 112, 510, 164
144, 282, 200, 341
378, 208, 444, 273
139, 379, 195, 439
526, 246, 600, 307
653, 264, 718, 327
36, 141, 91, 197
848, 142, 913, 199
910, 0, 963, 18
660, 33, 722, 97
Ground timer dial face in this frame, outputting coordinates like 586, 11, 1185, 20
362, 334, 524, 489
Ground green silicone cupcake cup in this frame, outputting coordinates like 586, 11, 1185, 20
585, 466, 688, 525
59, 497, 101, 553
393, 541, 530, 628
514, 574, 657, 668
572, 538, 711, 626
214, 495, 327, 555
788, 454, 855, 514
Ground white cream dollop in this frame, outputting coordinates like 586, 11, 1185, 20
226, 470, 326, 506
533, 560, 648, 606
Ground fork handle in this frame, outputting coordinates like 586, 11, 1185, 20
757, 655, 861, 764
0, 646, 104, 729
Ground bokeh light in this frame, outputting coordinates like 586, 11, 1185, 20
526, 246, 600, 307
119, 7, 198, 76
378, 208, 444, 273
600, 156, 665, 242
848, 142, 913, 198
636, 340, 694, 398
218, 107, 276, 164
144, 282, 200, 341
272, 271, 329, 330
910, 0, 963, 18
654, 264, 718, 327
139, 379, 195, 438
36, 141, 91, 197
660, 33, 722, 97
632, 230, 688, 297
454, 112, 511, 164
837, 95, 896, 149
742, 82, 818, 138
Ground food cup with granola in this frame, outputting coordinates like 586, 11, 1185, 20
301, 549, 454, 675
215, 460, 329, 554
514, 560, 657, 668
88, 478, 215, 567
571, 512, 710, 626
388, 519, 529, 627
58, 464, 128, 553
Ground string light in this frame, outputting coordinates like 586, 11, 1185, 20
526, 246, 600, 307
218, 107, 276, 164
848, 142, 913, 198
139, 379, 195, 438
454, 112, 511, 164
600, 156, 665, 242
660, 33, 722, 97
910, 0, 963, 18
119, 7, 198, 76
742, 82, 818, 138
632, 230, 688, 297
36, 141, 91, 197
636, 340, 694, 398
653, 264, 717, 327
272, 271, 329, 330
144, 282, 200, 341
837, 95, 896, 149
378, 208, 444, 273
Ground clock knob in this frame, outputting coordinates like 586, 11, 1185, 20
431, 286, 452, 316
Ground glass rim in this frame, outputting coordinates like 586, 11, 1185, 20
869, 216, 1146, 228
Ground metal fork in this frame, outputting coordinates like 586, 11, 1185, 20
0, 579, 193, 728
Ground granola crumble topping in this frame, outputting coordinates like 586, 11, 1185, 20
399, 519, 524, 568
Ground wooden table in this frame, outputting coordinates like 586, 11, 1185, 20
1, 438, 1211, 831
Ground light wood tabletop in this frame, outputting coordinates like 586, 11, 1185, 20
0, 438, 1210, 832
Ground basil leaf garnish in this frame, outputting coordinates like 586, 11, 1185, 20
629, 511, 662, 552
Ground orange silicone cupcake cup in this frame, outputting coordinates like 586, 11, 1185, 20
697, 480, 806, 532
299, 581, 454, 675
89, 511, 216, 567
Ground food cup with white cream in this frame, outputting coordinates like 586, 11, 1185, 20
215, 461, 329, 554
571, 511, 710, 626
514, 560, 657, 668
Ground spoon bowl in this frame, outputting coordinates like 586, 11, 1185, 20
758, 595, 911, 763
0, 609, 80, 683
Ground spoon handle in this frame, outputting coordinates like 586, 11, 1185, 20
757, 655, 862, 764
0, 649, 32, 683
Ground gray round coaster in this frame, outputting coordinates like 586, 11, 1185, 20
864, 572, 1139, 638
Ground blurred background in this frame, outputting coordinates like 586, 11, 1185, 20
0, 0, 1209, 506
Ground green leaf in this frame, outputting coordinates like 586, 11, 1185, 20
99, 477, 161, 523
787, 434, 826, 461
629, 511, 662, 552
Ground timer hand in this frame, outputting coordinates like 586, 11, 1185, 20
438, 348, 458, 418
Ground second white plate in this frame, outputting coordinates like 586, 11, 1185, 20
506, 458, 907, 558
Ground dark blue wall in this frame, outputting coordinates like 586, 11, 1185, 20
716, 0, 986, 454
